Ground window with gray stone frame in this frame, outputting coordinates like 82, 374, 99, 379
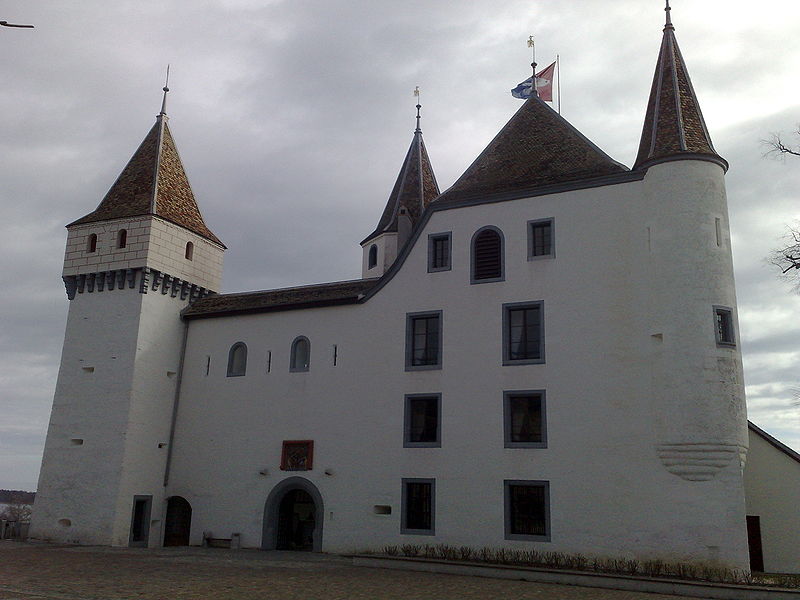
504, 480, 550, 542
405, 311, 442, 370
427, 232, 452, 273
471, 226, 504, 283
227, 342, 247, 377
504, 390, 546, 448
401, 478, 435, 535
528, 218, 554, 259
290, 336, 311, 372
404, 394, 441, 447
713, 306, 736, 347
503, 301, 544, 365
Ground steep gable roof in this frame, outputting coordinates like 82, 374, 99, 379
362, 120, 439, 245
633, 6, 726, 171
68, 112, 224, 247
434, 94, 627, 206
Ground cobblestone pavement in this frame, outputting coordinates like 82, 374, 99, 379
0, 541, 689, 600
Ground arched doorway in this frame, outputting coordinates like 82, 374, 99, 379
262, 477, 323, 552
163, 496, 192, 546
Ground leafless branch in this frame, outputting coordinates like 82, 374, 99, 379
762, 125, 800, 159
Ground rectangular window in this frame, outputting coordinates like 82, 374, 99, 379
405, 311, 443, 370
504, 390, 546, 448
528, 218, 554, 259
404, 394, 441, 447
503, 302, 544, 365
504, 480, 550, 541
714, 306, 736, 347
401, 478, 435, 535
427, 232, 452, 273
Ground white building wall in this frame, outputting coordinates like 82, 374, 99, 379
167, 164, 749, 568
361, 232, 398, 278
744, 428, 800, 573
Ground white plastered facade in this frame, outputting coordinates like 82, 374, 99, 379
163, 159, 751, 567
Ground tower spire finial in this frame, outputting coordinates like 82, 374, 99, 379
413, 86, 421, 132
159, 65, 170, 116
664, 0, 674, 30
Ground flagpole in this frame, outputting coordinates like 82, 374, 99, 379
557, 54, 561, 114
528, 35, 537, 97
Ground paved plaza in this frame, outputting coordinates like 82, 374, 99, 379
0, 541, 692, 600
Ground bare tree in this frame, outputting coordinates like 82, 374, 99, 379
762, 125, 800, 158
0, 493, 33, 522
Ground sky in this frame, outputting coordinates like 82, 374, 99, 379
1, 0, 799, 491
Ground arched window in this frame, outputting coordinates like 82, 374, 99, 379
227, 342, 247, 377
471, 226, 504, 283
185, 241, 194, 260
290, 336, 310, 372
87, 234, 97, 253
368, 244, 378, 269
117, 229, 128, 249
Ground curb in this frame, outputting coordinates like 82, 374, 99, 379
351, 555, 800, 600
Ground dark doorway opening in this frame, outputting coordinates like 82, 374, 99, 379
128, 495, 152, 547
276, 489, 316, 550
164, 496, 192, 546
746, 515, 765, 572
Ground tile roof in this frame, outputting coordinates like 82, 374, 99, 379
68, 116, 224, 247
633, 19, 726, 171
182, 278, 380, 319
362, 127, 439, 245
433, 95, 628, 206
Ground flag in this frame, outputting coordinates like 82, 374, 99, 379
511, 61, 556, 101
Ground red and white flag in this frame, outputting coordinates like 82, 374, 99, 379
534, 61, 556, 101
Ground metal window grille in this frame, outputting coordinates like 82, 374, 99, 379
405, 482, 432, 530
509, 484, 546, 536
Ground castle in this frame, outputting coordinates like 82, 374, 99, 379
30, 5, 800, 573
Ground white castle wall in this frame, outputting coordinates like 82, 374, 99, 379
167, 161, 749, 568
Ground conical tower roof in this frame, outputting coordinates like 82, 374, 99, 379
633, 3, 726, 171
362, 114, 440, 245
69, 102, 224, 247
435, 94, 627, 206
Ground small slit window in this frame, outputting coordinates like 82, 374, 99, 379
714, 306, 736, 347
117, 229, 127, 249
471, 226, 504, 283
87, 234, 97, 253
185, 241, 194, 260
290, 336, 310, 372
227, 342, 247, 377
368, 245, 378, 269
